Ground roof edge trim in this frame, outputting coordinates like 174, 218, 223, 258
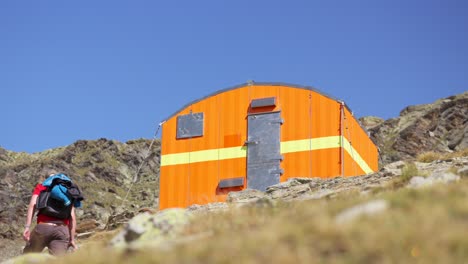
161, 82, 350, 122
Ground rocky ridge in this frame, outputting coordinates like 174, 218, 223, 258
360, 91, 467, 164
0, 138, 160, 240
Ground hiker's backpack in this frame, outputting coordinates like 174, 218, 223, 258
36, 175, 83, 219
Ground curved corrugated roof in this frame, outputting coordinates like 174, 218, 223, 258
162, 82, 353, 122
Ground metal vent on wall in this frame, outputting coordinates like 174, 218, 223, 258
219, 177, 244, 188
176, 112, 204, 139
251, 97, 277, 108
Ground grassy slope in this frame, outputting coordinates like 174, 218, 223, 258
57, 175, 468, 264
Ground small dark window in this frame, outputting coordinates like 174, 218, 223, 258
176, 112, 204, 139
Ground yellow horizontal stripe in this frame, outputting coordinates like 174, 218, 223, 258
161, 146, 247, 166
162, 152, 190, 166
219, 146, 248, 160
161, 136, 373, 174
280, 136, 341, 153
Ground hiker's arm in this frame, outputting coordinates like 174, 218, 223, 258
23, 194, 38, 241
69, 206, 77, 249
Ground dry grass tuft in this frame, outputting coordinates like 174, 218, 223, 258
417, 149, 468, 163
451, 148, 468, 158
401, 162, 420, 179
388, 162, 421, 189
417, 151, 441, 163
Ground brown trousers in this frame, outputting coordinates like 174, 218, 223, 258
23, 224, 70, 255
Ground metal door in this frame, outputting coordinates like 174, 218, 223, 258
246, 112, 283, 191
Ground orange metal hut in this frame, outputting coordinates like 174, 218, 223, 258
159, 83, 378, 209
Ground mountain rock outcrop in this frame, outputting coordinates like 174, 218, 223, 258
360, 91, 467, 164
0, 138, 160, 240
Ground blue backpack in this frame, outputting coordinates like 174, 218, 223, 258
36, 174, 84, 219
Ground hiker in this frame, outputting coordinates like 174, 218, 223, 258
22, 172, 83, 255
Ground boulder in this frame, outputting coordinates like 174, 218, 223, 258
407, 176, 430, 189
187, 202, 229, 213
458, 166, 468, 177
335, 199, 389, 225
407, 172, 460, 189
109, 208, 192, 249
226, 189, 266, 204
359, 116, 385, 130
381, 161, 406, 176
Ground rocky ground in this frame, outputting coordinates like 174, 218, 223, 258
185, 156, 468, 214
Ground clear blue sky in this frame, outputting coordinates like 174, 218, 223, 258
1, 0, 467, 153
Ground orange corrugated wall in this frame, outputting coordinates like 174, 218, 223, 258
159, 84, 378, 209
342, 107, 379, 175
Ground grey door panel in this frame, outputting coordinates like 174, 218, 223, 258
246, 112, 282, 191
